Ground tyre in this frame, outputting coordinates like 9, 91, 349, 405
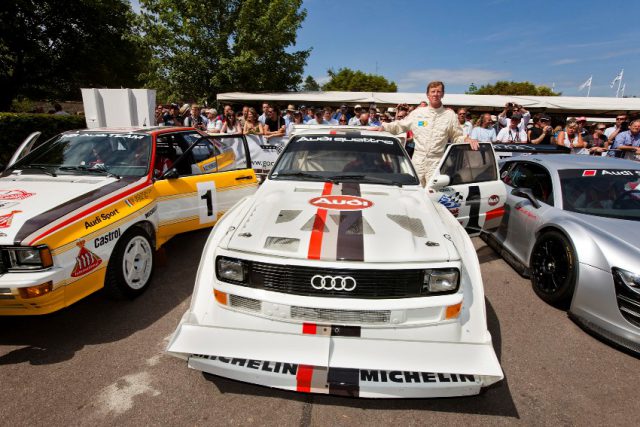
104, 227, 154, 299
530, 230, 576, 306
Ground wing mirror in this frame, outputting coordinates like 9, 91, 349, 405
161, 168, 180, 179
511, 188, 541, 209
430, 174, 450, 190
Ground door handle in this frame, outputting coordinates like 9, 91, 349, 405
235, 175, 253, 181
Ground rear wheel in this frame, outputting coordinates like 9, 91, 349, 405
104, 227, 154, 299
530, 231, 576, 306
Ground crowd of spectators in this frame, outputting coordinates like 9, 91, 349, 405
155, 101, 640, 161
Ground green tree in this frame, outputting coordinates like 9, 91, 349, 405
138, 0, 310, 104
466, 83, 478, 94
321, 68, 397, 92
467, 80, 560, 96
0, 0, 146, 111
302, 75, 321, 91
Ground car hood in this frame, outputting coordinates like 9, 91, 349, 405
573, 212, 640, 257
0, 175, 125, 245
226, 180, 458, 263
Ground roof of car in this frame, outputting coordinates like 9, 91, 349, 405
509, 154, 640, 172
290, 125, 397, 139
65, 126, 193, 135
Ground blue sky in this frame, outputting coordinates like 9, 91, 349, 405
132, 0, 639, 97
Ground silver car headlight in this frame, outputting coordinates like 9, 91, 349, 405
216, 256, 248, 283
3, 246, 53, 271
612, 267, 640, 295
423, 268, 460, 294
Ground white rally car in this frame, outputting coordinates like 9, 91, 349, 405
167, 129, 505, 398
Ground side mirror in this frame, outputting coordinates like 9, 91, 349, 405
430, 174, 450, 190
511, 187, 541, 209
162, 168, 180, 179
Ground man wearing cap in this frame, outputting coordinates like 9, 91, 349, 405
372, 81, 479, 186
470, 114, 497, 142
498, 102, 531, 132
348, 105, 363, 125
284, 104, 296, 126
575, 117, 589, 138
496, 114, 528, 143
528, 114, 554, 145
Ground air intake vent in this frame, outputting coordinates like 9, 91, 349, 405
387, 214, 426, 238
264, 237, 300, 252
291, 306, 390, 324
276, 210, 302, 224
229, 294, 261, 312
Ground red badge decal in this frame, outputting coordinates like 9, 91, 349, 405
0, 210, 21, 228
309, 195, 373, 211
488, 195, 500, 206
0, 189, 34, 200
71, 240, 103, 277
582, 170, 597, 177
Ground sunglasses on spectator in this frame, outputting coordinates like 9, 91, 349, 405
616, 117, 626, 121
597, 127, 606, 130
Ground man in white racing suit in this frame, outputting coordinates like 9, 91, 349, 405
372, 81, 479, 186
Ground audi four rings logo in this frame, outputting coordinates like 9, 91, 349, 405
310, 275, 357, 291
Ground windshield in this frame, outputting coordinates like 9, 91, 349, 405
269, 135, 419, 186
8, 132, 152, 178
560, 169, 640, 221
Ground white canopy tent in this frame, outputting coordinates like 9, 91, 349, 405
217, 91, 640, 116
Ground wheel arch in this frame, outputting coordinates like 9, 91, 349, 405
126, 220, 156, 249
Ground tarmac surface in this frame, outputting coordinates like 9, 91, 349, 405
1, 230, 638, 426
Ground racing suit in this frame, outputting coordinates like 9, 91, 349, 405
383, 106, 464, 186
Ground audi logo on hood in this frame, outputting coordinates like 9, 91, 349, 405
309, 195, 373, 211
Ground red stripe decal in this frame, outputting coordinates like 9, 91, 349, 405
307, 182, 333, 259
485, 206, 505, 221
28, 181, 151, 245
302, 323, 317, 335
296, 364, 314, 392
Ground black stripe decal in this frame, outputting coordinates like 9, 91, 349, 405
330, 325, 361, 337
328, 367, 360, 397
336, 183, 364, 261
464, 185, 481, 234
14, 177, 139, 244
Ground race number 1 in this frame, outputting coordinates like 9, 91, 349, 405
196, 181, 217, 224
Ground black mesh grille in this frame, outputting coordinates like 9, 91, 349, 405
242, 261, 425, 299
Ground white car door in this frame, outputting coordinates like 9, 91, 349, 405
428, 142, 506, 236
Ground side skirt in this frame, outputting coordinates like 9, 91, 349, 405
480, 232, 530, 278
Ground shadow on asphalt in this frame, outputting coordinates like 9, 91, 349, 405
476, 244, 501, 264
202, 297, 519, 418
0, 229, 209, 366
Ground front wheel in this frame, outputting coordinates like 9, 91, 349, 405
530, 230, 576, 307
104, 227, 154, 299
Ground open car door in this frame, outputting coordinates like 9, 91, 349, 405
153, 132, 258, 246
427, 142, 506, 236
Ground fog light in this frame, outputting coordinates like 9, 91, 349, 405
18, 281, 53, 299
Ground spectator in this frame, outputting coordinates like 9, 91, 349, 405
575, 116, 589, 138
338, 115, 348, 125
299, 105, 313, 123
457, 108, 473, 137
333, 104, 351, 122
221, 112, 242, 134
286, 110, 304, 136
605, 114, 628, 147
323, 107, 338, 125
205, 109, 222, 133
307, 108, 329, 125
498, 102, 530, 131
610, 119, 640, 160
496, 114, 528, 143
258, 102, 270, 124
369, 108, 382, 126
354, 111, 370, 126
162, 104, 180, 126
53, 103, 70, 116
243, 107, 261, 134
470, 114, 497, 142
586, 123, 608, 155
557, 122, 586, 154
375, 81, 477, 186
262, 106, 286, 139
528, 114, 554, 145
155, 104, 164, 125
284, 104, 296, 125
184, 105, 208, 130
238, 105, 249, 127
348, 105, 363, 125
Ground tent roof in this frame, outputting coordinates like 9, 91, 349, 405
217, 91, 639, 115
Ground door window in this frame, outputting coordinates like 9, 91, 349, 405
439, 144, 497, 185
505, 163, 554, 205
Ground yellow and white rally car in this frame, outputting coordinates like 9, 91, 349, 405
0, 127, 257, 315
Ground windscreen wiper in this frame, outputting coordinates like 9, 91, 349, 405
327, 174, 403, 187
272, 171, 327, 181
17, 164, 57, 177
58, 165, 120, 179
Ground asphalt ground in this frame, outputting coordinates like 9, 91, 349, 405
1, 230, 638, 426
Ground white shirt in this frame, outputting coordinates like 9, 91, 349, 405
496, 127, 528, 143
498, 111, 531, 132
470, 126, 497, 142
460, 121, 473, 137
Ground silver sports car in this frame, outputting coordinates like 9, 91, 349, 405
482, 154, 640, 354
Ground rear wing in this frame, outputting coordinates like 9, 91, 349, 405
493, 143, 570, 159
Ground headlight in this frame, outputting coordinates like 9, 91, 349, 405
423, 268, 459, 294
3, 246, 53, 270
216, 256, 248, 283
613, 267, 640, 295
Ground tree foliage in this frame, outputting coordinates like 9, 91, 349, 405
321, 68, 397, 92
0, 0, 146, 110
467, 80, 560, 96
138, 0, 310, 104
302, 75, 320, 91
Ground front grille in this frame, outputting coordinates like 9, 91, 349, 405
245, 262, 425, 299
0, 253, 7, 274
229, 294, 261, 312
291, 306, 390, 324
613, 271, 640, 327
